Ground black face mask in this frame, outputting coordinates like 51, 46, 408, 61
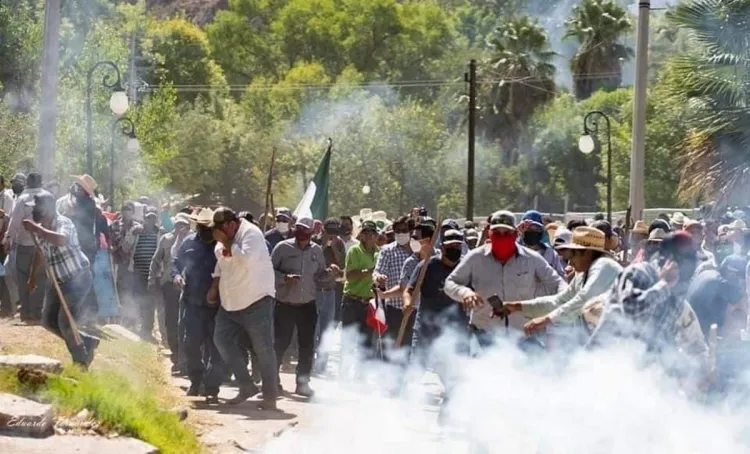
11, 183, 24, 195
444, 247, 462, 263
197, 226, 214, 244
523, 230, 543, 246
677, 256, 698, 282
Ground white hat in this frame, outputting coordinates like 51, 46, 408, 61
729, 219, 746, 231
648, 228, 667, 242
189, 207, 214, 225
553, 228, 573, 246
173, 212, 190, 226
670, 212, 688, 227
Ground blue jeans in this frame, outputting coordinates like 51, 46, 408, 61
42, 268, 98, 365
315, 289, 336, 371
214, 296, 278, 400
182, 303, 224, 393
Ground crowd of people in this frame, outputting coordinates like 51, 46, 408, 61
2, 169, 749, 412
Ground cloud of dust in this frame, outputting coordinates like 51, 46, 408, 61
265, 325, 750, 454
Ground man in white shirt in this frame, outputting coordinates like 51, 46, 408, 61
209, 207, 278, 409
4, 173, 51, 323
0, 174, 15, 317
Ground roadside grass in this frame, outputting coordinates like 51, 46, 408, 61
0, 330, 202, 454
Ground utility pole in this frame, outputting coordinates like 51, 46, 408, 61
466, 59, 477, 221
128, 29, 138, 104
37, 0, 62, 181
629, 1, 650, 222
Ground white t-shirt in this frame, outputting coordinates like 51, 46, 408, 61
213, 219, 275, 311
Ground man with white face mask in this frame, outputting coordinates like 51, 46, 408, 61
372, 216, 415, 354
265, 207, 294, 250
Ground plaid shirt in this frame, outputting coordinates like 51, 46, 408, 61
374, 242, 412, 308
39, 215, 90, 283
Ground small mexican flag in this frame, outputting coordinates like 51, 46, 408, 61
294, 140, 332, 220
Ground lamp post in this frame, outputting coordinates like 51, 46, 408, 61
86, 61, 129, 176
579, 110, 612, 224
109, 117, 139, 208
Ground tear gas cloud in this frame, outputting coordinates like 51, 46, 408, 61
265, 326, 750, 454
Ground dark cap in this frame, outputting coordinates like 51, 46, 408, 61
441, 219, 459, 230
210, 206, 238, 228
11, 173, 26, 183
360, 220, 379, 233
25, 192, 55, 208
276, 207, 292, 220
442, 229, 464, 245
413, 221, 436, 240
489, 210, 516, 231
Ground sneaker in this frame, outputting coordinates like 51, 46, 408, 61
226, 384, 260, 405
186, 382, 201, 396
295, 383, 315, 398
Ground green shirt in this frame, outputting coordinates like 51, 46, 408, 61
343, 243, 379, 299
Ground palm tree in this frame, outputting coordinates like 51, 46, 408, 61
564, 0, 633, 100
666, 0, 750, 204
480, 16, 556, 163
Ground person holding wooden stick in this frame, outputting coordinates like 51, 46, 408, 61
23, 192, 100, 368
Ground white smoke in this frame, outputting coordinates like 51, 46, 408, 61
264, 326, 750, 454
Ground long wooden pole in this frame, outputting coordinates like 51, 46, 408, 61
263, 147, 277, 232
395, 216, 441, 347
33, 237, 82, 346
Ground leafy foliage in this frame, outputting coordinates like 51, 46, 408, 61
565, 0, 633, 100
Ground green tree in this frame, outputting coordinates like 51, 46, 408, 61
564, 0, 633, 100
0, 0, 43, 112
666, 0, 750, 204
146, 18, 227, 102
480, 16, 556, 163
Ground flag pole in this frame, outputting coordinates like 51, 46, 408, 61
263, 147, 277, 232
396, 215, 441, 348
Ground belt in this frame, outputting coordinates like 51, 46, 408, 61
343, 294, 370, 303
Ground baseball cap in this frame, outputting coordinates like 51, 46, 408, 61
173, 213, 190, 226
441, 219, 459, 230
276, 207, 292, 221
522, 210, 543, 225
489, 210, 516, 231
442, 229, 464, 245
413, 222, 436, 240
465, 228, 479, 240
144, 206, 158, 218
296, 217, 314, 230
553, 228, 573, 246
360, 220, 379, 233
209, 206, 238, 228
11, 173, 26, 184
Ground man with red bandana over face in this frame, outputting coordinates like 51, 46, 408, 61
444, 210, 567, 345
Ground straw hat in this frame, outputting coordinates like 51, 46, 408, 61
72, 174, 98, 198
189, 207, 215, 225
555, 226, 608, 253
632, 220, 649, 235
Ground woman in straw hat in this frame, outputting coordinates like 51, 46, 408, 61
504, 226, 623, 349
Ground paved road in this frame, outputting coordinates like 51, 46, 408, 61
177, 328, 445, 453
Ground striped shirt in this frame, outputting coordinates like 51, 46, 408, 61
39, 215, 90, 283
132, 227, 160, 275
373, 242, 412, 308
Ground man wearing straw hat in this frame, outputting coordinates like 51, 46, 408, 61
23, 192, 100, 367
504, 226, 623, 348
171, 208, 225, 403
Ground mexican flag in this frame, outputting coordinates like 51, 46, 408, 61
293, 142, 332, 220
